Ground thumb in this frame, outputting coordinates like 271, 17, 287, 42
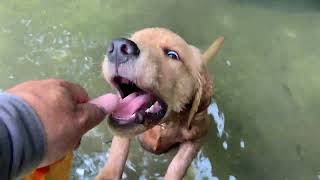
75, 103, 106, 134
75, 93, 120, 134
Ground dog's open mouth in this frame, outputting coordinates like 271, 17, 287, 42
110, 76, 168, 126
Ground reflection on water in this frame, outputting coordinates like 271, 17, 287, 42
209, 99, 226, 138
192, 150, 218, 180
1, 0, 320, 179
73, 152, 107, 179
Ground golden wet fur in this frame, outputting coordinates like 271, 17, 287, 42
97, 27, 224, 179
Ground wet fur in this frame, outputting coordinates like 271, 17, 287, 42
97, 28, 224, 179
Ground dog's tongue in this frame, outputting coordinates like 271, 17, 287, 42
89, 92, 151, 119
90, 94, 120, 113
113, 93, 151, 119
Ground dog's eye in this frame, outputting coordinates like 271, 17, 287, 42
165, 49, 180, 60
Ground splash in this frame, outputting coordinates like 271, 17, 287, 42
208, 99, 225, 138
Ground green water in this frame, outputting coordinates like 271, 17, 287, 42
1, 0, 320, 179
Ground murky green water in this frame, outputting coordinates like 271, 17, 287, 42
1, 0, 320, 179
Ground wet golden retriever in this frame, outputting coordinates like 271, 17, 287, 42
96, 28, 224, 180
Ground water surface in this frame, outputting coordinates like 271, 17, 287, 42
1, 0, 320, 179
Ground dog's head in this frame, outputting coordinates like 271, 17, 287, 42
103, 28, 218, 137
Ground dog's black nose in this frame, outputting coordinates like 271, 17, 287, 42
107, 38, 140, 64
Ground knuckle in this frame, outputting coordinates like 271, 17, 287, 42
50, 86, 71, 103
56, 87, 67, 97
48, 78, 65, 86
76, 105, 103, 133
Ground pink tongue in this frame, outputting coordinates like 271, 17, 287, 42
113, 93, 152, 119
89, 93, 120, 113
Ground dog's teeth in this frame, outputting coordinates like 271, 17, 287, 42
145, 105, 153, 113
145, 104, 156, 113
150, 104, 155, 111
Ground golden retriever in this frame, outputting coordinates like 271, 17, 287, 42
96, 27, 224, 180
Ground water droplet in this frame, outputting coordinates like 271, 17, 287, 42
76, 168, 84, 176
1, 27, 11, 34
8, 75, 15, 80
240, 139, 245, 149
283, 28, 297, 39
21, 19, 32, 26
35, 35, 45, 44
192, 150, 217, 179
223, 141, 228, 150
126, 160, 136, 172
226, 60, 231, 66
208, 100, 225, 138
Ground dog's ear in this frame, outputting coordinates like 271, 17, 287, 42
187, 69, 213, 129
187, 72, 202, 129
186, 37, 224, 128
202, 36, 225, 64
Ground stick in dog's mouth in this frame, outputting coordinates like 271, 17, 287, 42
109, 76, 168, 126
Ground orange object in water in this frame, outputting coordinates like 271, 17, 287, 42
24, 152, 73, 180
30, 166, 50, 180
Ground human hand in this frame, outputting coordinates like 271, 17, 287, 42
7, 79, 119, 167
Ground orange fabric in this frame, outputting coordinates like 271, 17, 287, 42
24, 152, 73, 180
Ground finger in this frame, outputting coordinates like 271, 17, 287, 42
75, 103, 106, 134
89, 93, 120, 113
61, 82, 90, 104
73, 138, 81, 149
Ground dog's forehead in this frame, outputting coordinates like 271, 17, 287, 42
130, 28, 188, 49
